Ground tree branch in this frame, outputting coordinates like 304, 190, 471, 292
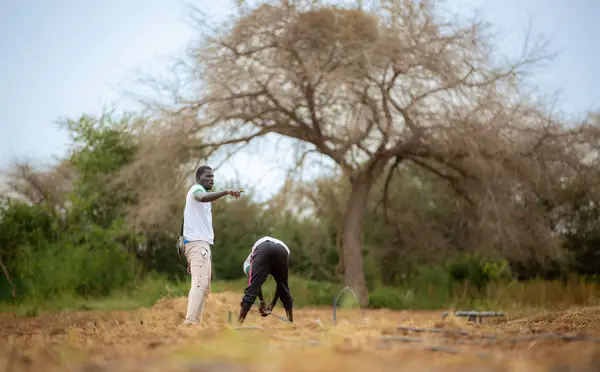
0, 258, 16, 302
379, 157, 403, 224
407, 156, 475, 205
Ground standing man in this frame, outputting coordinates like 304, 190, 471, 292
237, 236, 294, 325
181, 165, 242, 326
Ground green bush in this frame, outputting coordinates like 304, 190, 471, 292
446, 253, 512, 291
368, 286, 412, 309
0, 201, 143, 303
13, 236, 141, 302
363, 254, 515, 311
75, 245, 140, 298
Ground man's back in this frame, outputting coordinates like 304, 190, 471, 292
183, 184, 214, 245
243, 236, 290, 275
252, 236, 290, 254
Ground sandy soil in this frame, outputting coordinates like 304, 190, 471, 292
1, 291, 600, 372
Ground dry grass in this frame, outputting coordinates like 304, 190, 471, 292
1, 291, 600, 372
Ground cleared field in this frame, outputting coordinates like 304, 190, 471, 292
1, 291, 600, 372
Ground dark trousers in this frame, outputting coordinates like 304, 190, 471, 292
240, 240, 293, 311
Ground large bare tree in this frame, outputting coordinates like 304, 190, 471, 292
129, 0, 599, 304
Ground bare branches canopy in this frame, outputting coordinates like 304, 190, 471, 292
130, 0, 599, 304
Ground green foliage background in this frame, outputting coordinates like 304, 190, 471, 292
1, 112, 599, 311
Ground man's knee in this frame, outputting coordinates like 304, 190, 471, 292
193, 277, 210, 292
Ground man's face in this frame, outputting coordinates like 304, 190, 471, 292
198, 169, 214, 191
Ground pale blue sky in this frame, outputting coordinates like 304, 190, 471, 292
1, 0, 598, 199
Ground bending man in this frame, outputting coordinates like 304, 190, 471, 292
237, 236, 294, 324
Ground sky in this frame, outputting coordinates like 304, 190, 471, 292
1, 0, 598, 200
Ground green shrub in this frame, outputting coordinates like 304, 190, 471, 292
368, 286, 412, 309
446, 253, 512, 291
71, 222, 140, 297
14, 238, 141, 302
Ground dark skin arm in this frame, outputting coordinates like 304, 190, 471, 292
194, 189, 242, 203
270, 284, 280, 309
258, 288, 267, 314
195, 190, 228, 203
261, 286, 280, 317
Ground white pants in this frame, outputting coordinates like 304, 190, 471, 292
183, 240, 212, 325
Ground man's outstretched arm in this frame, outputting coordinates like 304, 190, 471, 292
194, 189, 242, 203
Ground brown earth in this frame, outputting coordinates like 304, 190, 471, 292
1, 292, 600, 372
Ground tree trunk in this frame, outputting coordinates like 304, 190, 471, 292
340, 174, 376, 307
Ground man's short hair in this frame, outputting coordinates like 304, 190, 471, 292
196, 165, 212, 182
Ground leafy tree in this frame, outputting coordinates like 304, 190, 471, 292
62, 112, 139, 228
0, 112, 148, 301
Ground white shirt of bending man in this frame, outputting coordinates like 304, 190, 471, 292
243, 236, 291, 276
182, 165, 242, 326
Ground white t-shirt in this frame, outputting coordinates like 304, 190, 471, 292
243, 236, 290, 275
183, 184, 214, 245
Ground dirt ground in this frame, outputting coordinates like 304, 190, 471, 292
1, 292, 600, 372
